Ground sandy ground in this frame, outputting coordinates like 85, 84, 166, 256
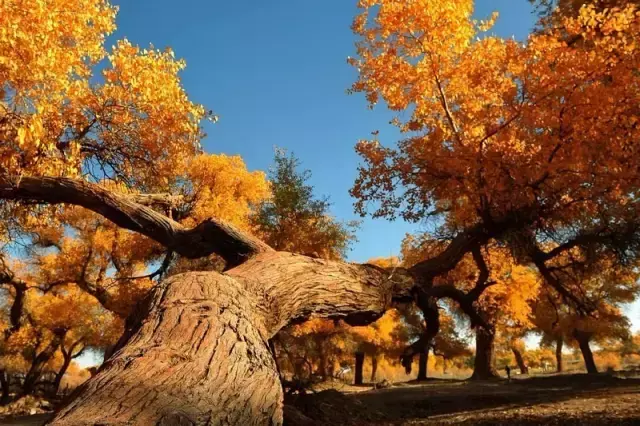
2, 374, 639, 425
346, 374, 640, 425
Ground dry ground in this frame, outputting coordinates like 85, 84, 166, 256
2, 374, 640, 425
290, 373, 640, 425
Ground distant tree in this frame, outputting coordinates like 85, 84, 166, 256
253, 149, 358, 260
531, 259, 638, 373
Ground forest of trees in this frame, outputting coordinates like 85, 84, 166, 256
1, 0, 640, 424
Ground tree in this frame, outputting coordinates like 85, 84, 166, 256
0, 257, 121, 401
351, 309, 407, 383
2, 0, 640, 423
402, 237, 540, 379
531, 259, 638, 373
253, 149, 357, 260
531, 0, 640, 28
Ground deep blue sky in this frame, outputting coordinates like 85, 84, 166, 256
109, 0, 537, 263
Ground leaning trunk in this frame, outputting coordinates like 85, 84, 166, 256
370, 355, 378, 383
317, 344, 328, 380
50, 252, 408, 425
354, 352, 365, 385
511, 347, 529, 375
0, 370, 9, 405
471, 327, 499, 380
555, 337, 563, 373
51, 355, 73, 397
51, 273, 283, 425
417, 351, 428, 381
574, 330, 598, 374
22, 328, 66, 396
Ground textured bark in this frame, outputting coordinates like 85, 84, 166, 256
354, 352, 365, 386
49, 252, 411, 425
417, 352, 428, 381
370, 355, 378, 383
51, 272, 282, 425
556, 337, 564, 373
511, 348, 529, 375
471, 327, 499, 380
574, 329, 598, 374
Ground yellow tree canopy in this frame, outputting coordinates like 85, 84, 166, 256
1, 0, 206, 187
349, 0, 640, 256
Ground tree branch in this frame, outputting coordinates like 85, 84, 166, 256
0, 176, 272, 267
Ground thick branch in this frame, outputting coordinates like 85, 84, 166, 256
466, 247, 494, 302
226, 252, 415, 335
0, 176, 272, 267
408, 224, 494, 280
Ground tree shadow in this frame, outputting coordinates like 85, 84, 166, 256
345, 374, 640, 423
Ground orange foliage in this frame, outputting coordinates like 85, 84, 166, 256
350, 0, 640, 234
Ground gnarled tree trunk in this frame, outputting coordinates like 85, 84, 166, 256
471, 327, 499, 380
573, 329, 598, 374
555, 337, 563, 373
49, 252, 411, 425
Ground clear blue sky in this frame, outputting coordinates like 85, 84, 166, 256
106, 0, 638, 332
109, 0, 536, 262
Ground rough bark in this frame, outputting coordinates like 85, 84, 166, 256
52, 272, 283, 425
556, 337, 564, 373
574, 329, 598, 374
471, 327, 499, 380
511, 347, 529, 375
354, 352, 365, 386
49, 252, 412, 425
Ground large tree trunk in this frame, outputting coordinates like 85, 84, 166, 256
573, 329, 598, 374
52, 272, 283, 425
511, 347, 529, 375
354, 352, 365, 385
471, 327, 499, 380
555, 337, 563, 373
417, 351, 428, 381
49, 252, 411, 425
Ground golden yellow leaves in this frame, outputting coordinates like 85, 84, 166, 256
181, 154, 271, 230
350, 0, 640, 247
1, 0, 207, 190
